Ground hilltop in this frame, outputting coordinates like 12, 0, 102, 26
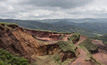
0, 22, 107, 65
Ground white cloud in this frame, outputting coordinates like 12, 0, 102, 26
0, 0, 107, 20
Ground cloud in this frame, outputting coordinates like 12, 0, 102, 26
0, 0, 107, 20
20, 0, 92, 9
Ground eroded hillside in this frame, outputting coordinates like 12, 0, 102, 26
0, 22, 79, 63
0, 22, 107, 65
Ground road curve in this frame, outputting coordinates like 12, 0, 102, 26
69, 36, 93, 65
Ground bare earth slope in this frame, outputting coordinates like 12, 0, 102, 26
92, 40, 107, 65
69, 36, 94, 65
0, 23, 78, 63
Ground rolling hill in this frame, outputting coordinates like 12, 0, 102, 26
0, 18, 107, 36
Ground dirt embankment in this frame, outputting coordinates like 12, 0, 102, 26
69, 36, 97, 65
0, 23, 78, 63
92, 40, 107, 65
71, 38, 107, 65
0, 24, 60, 62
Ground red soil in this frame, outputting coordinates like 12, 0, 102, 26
69, 36, 94, 65
75, 36, 86, 46
93, 53, 107, 65
70, 48, 92, 65
92, 40, 107, 65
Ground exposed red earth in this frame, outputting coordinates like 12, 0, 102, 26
0, 23, 78, 63
92, 40, 107, 65
75, 36, 86, 46
69, 36, 95, 65
1, 23, 107, 65
70, 48, 93, 65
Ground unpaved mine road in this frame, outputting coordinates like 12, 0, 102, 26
75, 36, 86, 46
70, 48, 92, 65
69, 36, 93, 65
70, 37, 107, 65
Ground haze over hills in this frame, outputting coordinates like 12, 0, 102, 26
1, 0, 107, 65
0, 18, 107, 36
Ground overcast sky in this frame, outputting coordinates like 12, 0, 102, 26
0, 0, 107, 20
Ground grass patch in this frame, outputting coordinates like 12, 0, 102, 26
79, 38, 98, 52
68, 33, 80, 41
53, 53, 73, 65
26, 28, 73, 34
0, 22, 18, 31
0, 22, 17, 26
57, 41, 76, 52
0, 48, 29, 65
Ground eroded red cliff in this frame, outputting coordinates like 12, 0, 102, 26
0, 23, 79, 63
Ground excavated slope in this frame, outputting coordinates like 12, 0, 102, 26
0, 23, 78, 63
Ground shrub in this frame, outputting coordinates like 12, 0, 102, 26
79, 38, 98, 52
68, 33, 80, 41
57, 41, 76, 52
0, 48, 29, 65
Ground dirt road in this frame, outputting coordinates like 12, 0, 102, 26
69, 36, 94, 65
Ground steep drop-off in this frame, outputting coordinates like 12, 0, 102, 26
0, 22, 79, 63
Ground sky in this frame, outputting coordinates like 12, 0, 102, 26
0, 0, 107, 20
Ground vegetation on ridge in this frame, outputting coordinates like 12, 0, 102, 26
0, 48, 29, 65
68, 33, 80, 41
79, 38, 98, 53
57, 41, 76, 52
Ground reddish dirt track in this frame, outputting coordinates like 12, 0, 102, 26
69, 48, 92, 65
69, 36, 94, 65
75, 36, 86, 46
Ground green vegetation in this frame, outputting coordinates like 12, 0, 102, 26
79, 38, 98, 52
0, 22, 18, 31
68, 33, 80, 41
0, 22, 17, 26
26, 28, 72, 34
0, 48, 29, 65
57, 41, 76, 52
93, 34, 107, 44
53, 54, 72, 65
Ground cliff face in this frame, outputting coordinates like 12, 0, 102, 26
0, 24, 40, 62
0, 23, 79, 63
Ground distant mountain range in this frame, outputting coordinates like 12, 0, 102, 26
0, 18, 107, 36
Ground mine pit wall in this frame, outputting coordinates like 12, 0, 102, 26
36, 44, 59, 56
0, 24, 79, 62
0, 25, 40, 62
25, 29, 64, 40
36, 43, 79, 62
59, 51, 76, 62
25, 29, 58, 37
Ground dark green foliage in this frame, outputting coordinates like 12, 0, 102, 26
68, 33, 80, 41
0, 48, 29, 65
0, 19, 95, 36
79, 39, 98, 52
57, 41, 76, 52
0, 22, 17, 26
